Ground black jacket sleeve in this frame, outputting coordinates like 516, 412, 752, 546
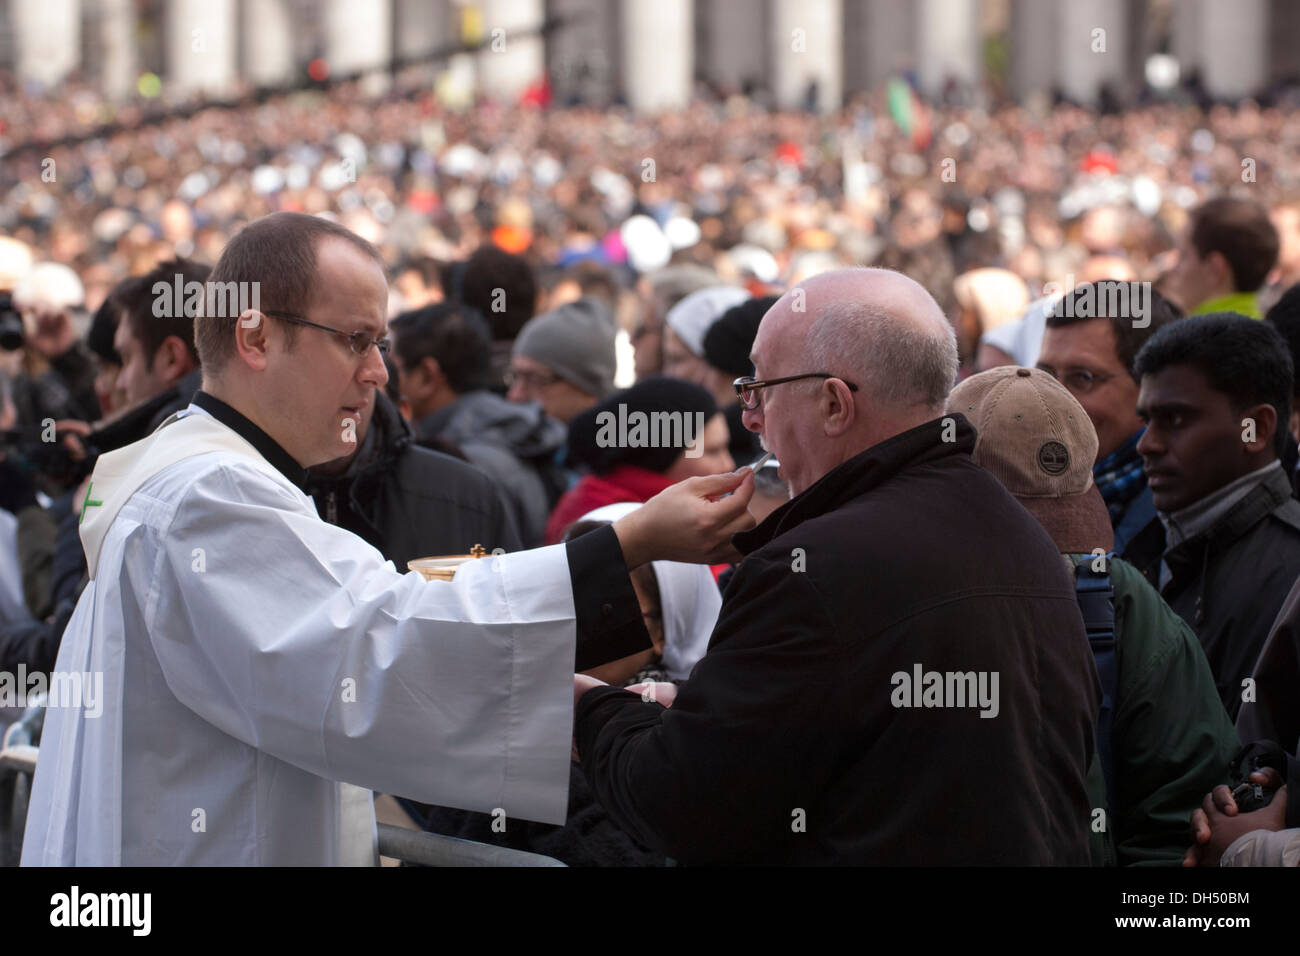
564, 524, 651, 672
51, 508, 88, 609
1236, 578, 1300, 826
575, 555, 836, 862
0, 594, 77, 675
16, 503, 55, 619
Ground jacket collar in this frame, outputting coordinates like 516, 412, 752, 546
1160, 460, 1281, 546
733, 414, 977, 555
191, 390, 308, 489
1165, 463, 1294, 571
1190, 291, 1261, 319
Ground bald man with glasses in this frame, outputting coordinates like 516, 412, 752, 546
574, 268, 1101, 865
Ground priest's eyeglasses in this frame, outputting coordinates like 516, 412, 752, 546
733, 373, 860, 410
262, 310, 391, 357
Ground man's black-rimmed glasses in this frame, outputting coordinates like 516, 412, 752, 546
733, 373, 860, 409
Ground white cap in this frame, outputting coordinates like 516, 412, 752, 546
664, 285, 750, 358
13, 262, 84, 312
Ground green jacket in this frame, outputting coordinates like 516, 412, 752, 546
1068, 554, 1239, 866
1190, 291, 1262, 319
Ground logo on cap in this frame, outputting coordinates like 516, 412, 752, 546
1038, 440, 1069, 475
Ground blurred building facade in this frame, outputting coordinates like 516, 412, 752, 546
1, 0, 1299, 109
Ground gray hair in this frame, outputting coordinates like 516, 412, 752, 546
803, 300, 958, 413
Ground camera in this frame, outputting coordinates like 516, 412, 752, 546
0, 291, 23, 351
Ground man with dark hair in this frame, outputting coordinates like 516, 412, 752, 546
542, 261, 621, 313
25, 211, 754, 865
1130, 313, 1300, 718
455, 243, 539, 389
1037, 281, 1183, 556
1161, 197, 1279, 319
109, 258, 209, 411
391, 302, 566, 548
459, 244, 539, 342
86, 297, 124, 418
392, 256, 444, 311
193, 211, 379, 372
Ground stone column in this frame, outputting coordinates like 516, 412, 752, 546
1009, 0, 1059, 102
621, 0, 692, 112
13, 0, 80, 90
771, 0, 843, 112
1058, 0, 1128, 105
915, 0, 979, 96
325, 0, 393, 77
243, 0, 295, 88
101, 0, 137, 101
168, 0, 238, 98
853, 0, 914, 93
1200, 0, 1268, 98
702, 0, 767, 95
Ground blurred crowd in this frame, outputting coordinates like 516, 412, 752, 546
8, 72, 1300, 329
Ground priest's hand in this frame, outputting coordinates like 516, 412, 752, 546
612, 469, 756, 568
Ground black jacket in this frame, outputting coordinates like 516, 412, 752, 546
416, 391, 566, 548
1125, 464, 1300, 720
576, 415, 1100, 865
1236, 575, 1300, 828
305, 392, 521, 568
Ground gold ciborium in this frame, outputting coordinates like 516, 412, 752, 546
407, 544, 490, 582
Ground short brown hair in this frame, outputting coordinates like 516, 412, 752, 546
1047, 282, 1185, 380
1189, 197, 1279, 293
195, 212, 383, 373
109, 258, 211, 366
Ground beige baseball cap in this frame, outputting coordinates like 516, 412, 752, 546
948, 366, 1114, 555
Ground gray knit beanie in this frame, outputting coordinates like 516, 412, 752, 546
511, 298, 617, 398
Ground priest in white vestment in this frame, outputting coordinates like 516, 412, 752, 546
21, 213, 754, 865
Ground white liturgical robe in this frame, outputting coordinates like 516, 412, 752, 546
22, 404, 591, 865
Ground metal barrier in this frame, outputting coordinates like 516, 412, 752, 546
0, 704, 43, 867
376, 823, 565, 867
